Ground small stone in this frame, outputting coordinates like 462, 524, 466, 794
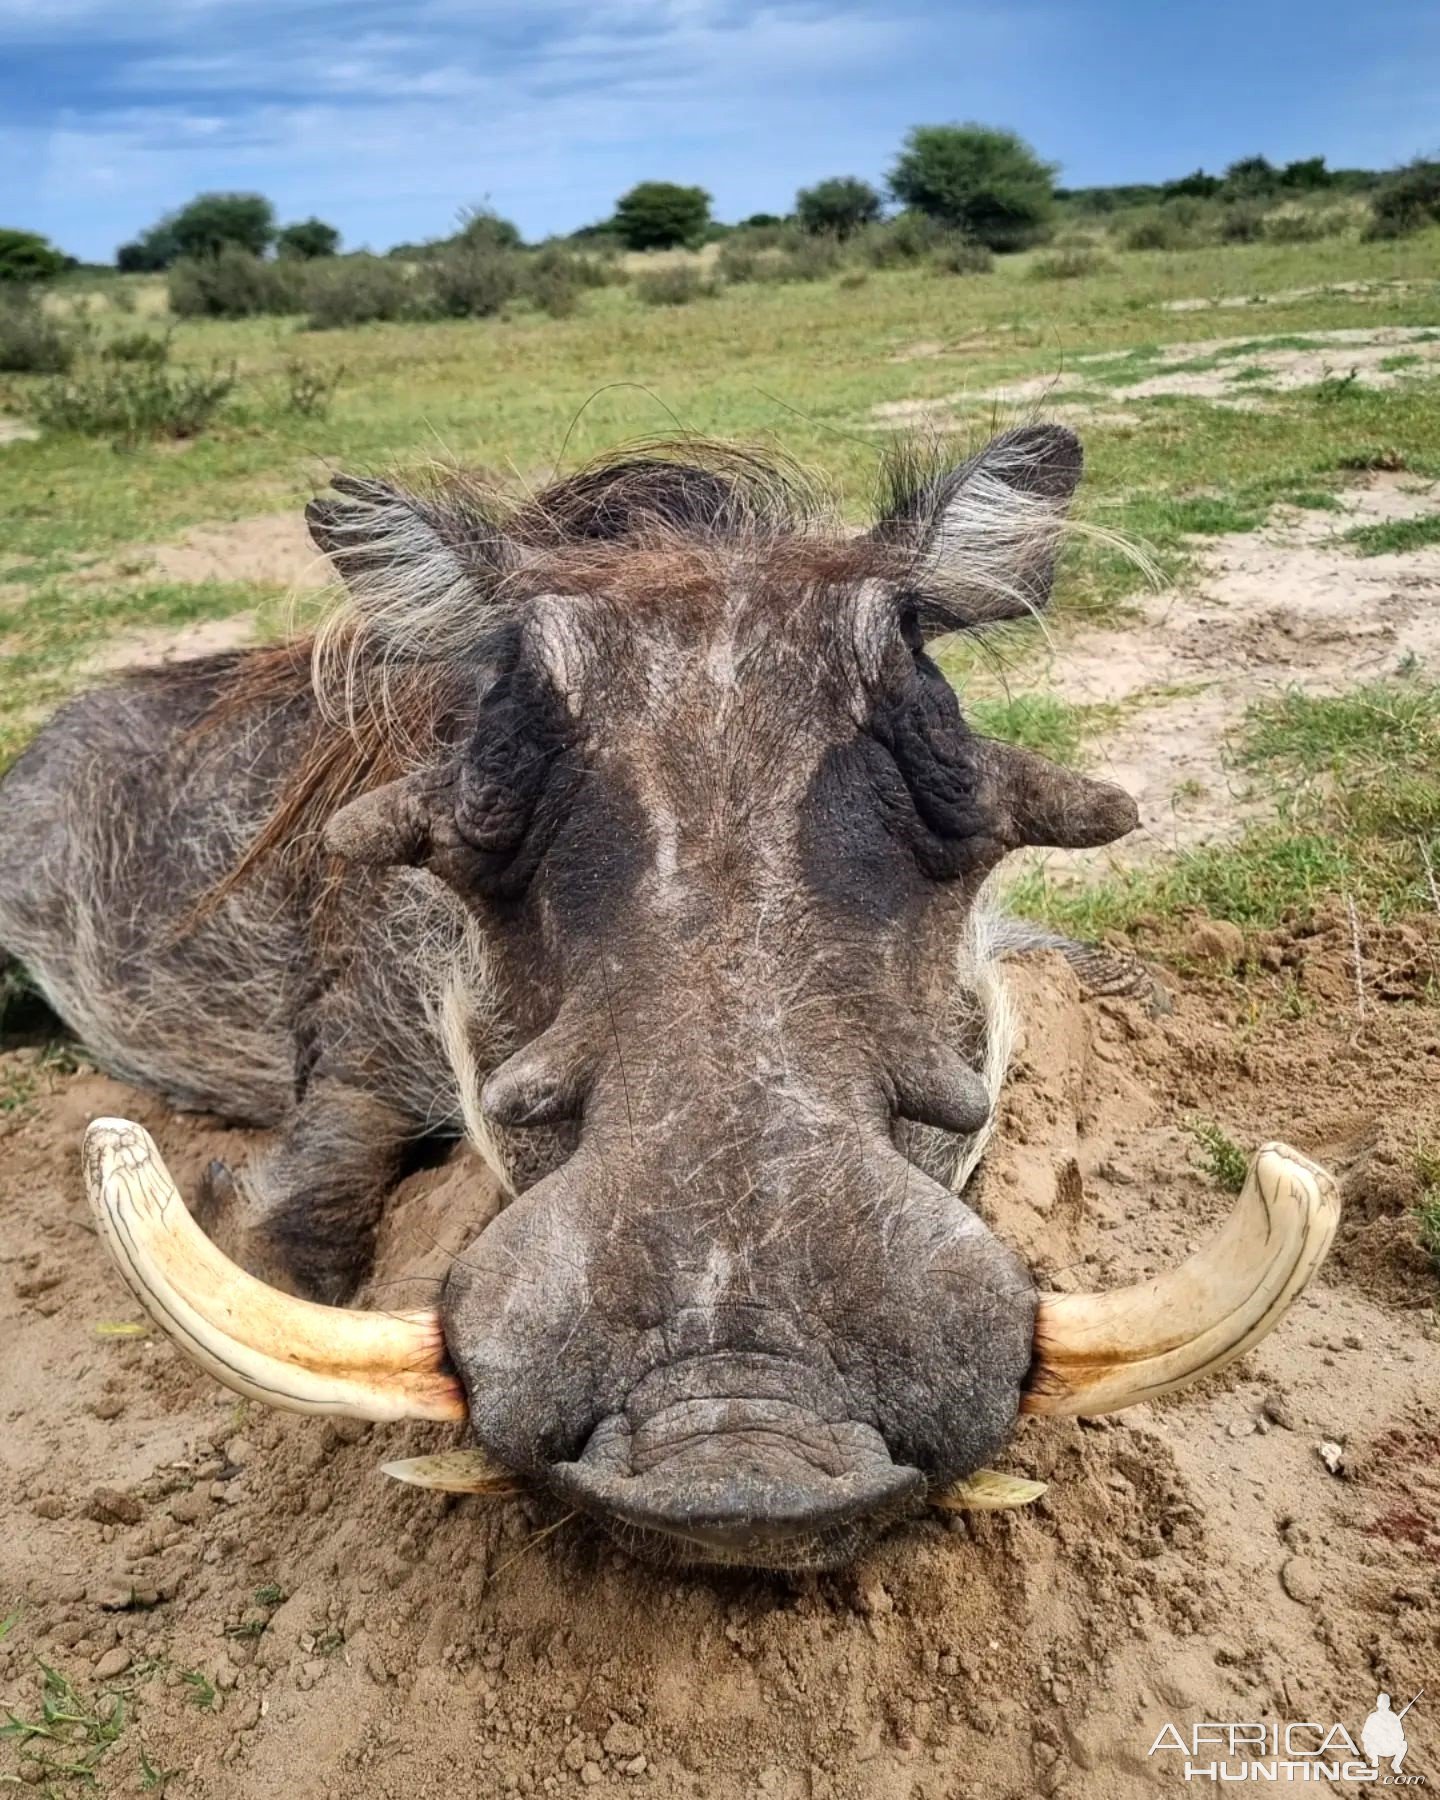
1280, 1557, 1322, 1604
96, 1581, 161, 1611
1263, 1394, 1295, 1431
580, 1764, 603, 1787
32, 1496, 66, 1520
223, 1436, 252, 1468
1316, 1440, 1346, 1477
86, 1488, 143, 1527
563, 1739, 587, 1773
623, 1758, 646, 1778
214, 1656, 240, 1691
93, 1648, 131, 1680
169, 1490, 212, 1525
89, 1395, 125, 1421
1187, 919, 1245, 966
604, 1722, 643, 1759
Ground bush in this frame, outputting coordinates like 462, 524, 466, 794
168, 249, 303, 319
277, 218, 341, 260
0, 229, 68, 282
279, 356, 342, 418
304, 255, 416, 328
860, 210, 948, 266
1367, 160, 1440, 239
1028, 246, 1109, 280
1218, 200, 1267, 243
101, 328, 170, 365
1123, 208, 1193, 250
932, 235, 993, 275
524, 244, 583, 317
717, 240, 761, 284
0, 290, 75, 373
32, 362, 235, 443
754, 236, 843, 282
456, 206, 523, 251
1264, 208, 1344, 244
635, 265, 710, 306
613, 182, 711, 251
889, 123, 1057, 250
794, 176, 882, 239
424, 242, 520, 318
116, 226, 178, 273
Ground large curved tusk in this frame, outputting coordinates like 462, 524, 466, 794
81, 1118, 466, 1423
1022, 1141, 1339, 1417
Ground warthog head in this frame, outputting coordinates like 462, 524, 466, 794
82, 432, 1339, 1569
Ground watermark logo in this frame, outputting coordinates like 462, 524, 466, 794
1148, 1689, 1425, 1784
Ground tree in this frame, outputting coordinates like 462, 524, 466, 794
1222, 156, 1276, 197
612, 182, 711, 251
739, 212, 783, 229
889, 124, 1056, 251
276, 218, 341, 260
795, 176, 881, 238
116, 222, 179, 272
1278, 156, 1330, 191
457, 205, 522, 250
168, 192, 276, 260
0, 229, 67, 281
1163, 168, 1221, 199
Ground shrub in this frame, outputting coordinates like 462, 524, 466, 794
860, 210, 947, 266
0, 290, 75, 373
116, 225, 179, 273
33, 362, 235, 443
1264, 208, 1344, 244
524, 245, 583, 317
932, 235, 993, 275
1367, 160, 1440, 239
101, 328, 170, 365
0, 229, 68, 282
753, 236, 843, 282
456, 206, 523, 250
613, 182, 711, 251
717, 240, 761, 284
279, 356, 342, 417
634, 265, 710, 306
1028, 246, 1109, 280
1123, 208, 1194, 251
168, 249, 302, 319
1218, 200, 1267, 242
277, 218, 341, 260
303, 255, 416, 328
424, 242, 520, 318
889, 123, 1057, 250
794, 176, 882, 238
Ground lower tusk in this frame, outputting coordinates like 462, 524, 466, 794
931, 1469, 1048, 1511
1022, 1141, 1339, 1417
380, 1450, 523, 1494
82, 1118, 466, 1423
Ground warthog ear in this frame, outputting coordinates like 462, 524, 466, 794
876, 423, 1085, 633
306, 473, 520, 662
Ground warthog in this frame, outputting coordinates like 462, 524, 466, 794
3, 428, 1337, 1569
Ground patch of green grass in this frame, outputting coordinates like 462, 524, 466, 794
1190, 1120, 1250, 1193
1, 1660, 128, 1790
1417, 1144, 1440, 1273
1010, 677, 1440, 935
252, 1584, 286, 1608
180, 1669, 216, 1711
1281, 489, 1343, 511
1340, 512, 1440, 557
967, 692, 1121, 766
1379, 352, 1423, 373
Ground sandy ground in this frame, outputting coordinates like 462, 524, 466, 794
3, 472, 1440, 1797
3, 945, 1438, 1798
871, 327, 1440, 425
1026, 473, 1440, 867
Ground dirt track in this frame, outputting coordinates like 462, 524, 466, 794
3, 938, 1439, 1797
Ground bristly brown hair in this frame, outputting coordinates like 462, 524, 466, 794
178, 430, 1094, 918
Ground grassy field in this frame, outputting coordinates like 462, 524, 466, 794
4, 223, 1440, 939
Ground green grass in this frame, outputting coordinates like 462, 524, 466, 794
1190, 1120, 1250, 1193
1417, 1143, 1440, 1274
1012, 676, 1440, 934
1, 1660, 129, 1791
1340, 513, 1440, 556
966, 692, 1119, 765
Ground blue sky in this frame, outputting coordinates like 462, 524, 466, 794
4, 0, 1438, 262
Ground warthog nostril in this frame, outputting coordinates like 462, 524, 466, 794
550, 1454, 926, 1549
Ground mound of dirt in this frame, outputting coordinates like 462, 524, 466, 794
3, 943, 1438, 1798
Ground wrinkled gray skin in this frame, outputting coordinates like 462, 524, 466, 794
0, 428, 1137, 1568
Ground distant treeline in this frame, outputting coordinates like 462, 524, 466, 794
1057, 155, 1385, 214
